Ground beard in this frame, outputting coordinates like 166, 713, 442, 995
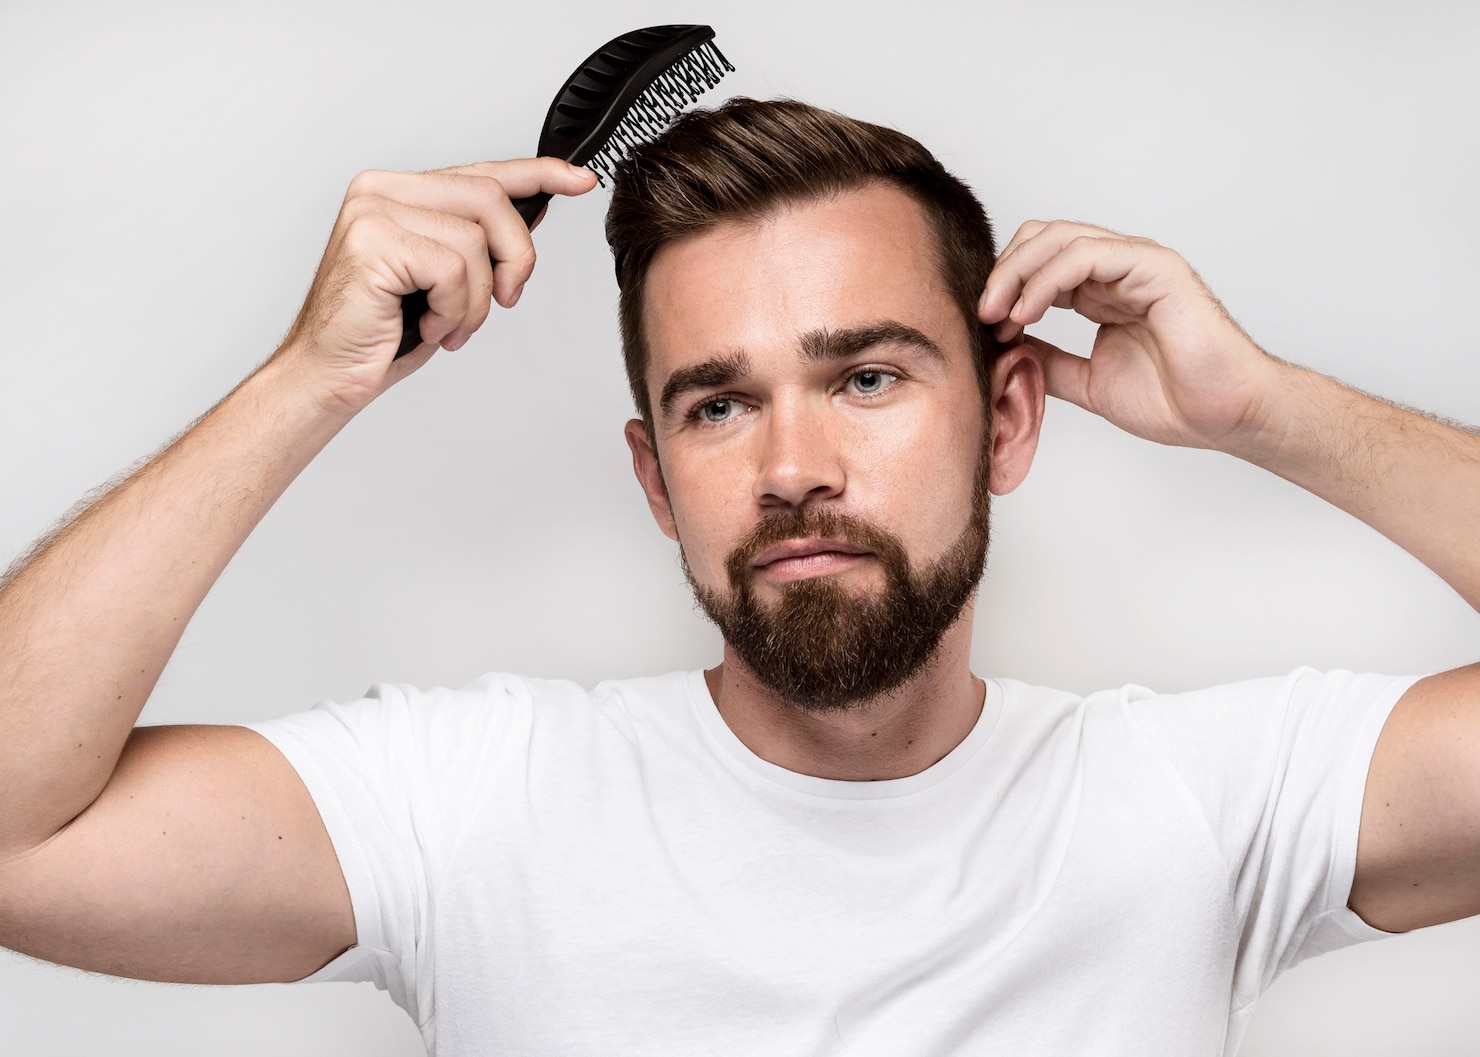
684, 446, 991, 713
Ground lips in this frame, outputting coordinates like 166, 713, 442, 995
723, 510, 900, 588
751, 537, 873, 569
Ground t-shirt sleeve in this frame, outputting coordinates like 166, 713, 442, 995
246, 674, 532, 1025
1121, 667, 1419, 1000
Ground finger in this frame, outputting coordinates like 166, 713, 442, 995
344, 195, 496, 350
993, 315, 1025, 345
354, 158, 597, 215
981, 219, 1142, 324
1012, 235, 1161, 330
475, 184, 538, 309
1022, 334, 1092, 412
348, 170, 526, 309
352, 161, 596, 308
395, 205, 495, 350
981, 221, 1048, 331
989, 231, 1164, 345
434, 157, 599, 202
998, 219, 1146, 270
464, 162, 594, 302
990, 219, 1050, 273
401, 232, 473, 350
329, 209, 472, 354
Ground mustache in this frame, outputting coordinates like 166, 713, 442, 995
724, 508, 909, 586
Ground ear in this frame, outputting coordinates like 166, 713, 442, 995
624, 419, 680, 541
986, 342, 1046, 497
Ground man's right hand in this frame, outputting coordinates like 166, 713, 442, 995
0, 156, 593, 984
276, 158, 597, 414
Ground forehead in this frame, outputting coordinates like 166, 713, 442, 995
641, 183, 964, 382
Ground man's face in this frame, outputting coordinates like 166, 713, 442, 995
628, 183, 993, 709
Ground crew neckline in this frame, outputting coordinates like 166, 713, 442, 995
685, 669, 1003, 800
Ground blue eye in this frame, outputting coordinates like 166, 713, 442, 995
698, 398, 736, 423
849, 370, 895, 394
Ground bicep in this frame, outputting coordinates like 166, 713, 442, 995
1351, 662, 1480, 932
0, 724, 354, 983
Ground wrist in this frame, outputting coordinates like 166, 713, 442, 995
1216, 357, 1313, 469
228, 352, 363, 461
259, 338, 389, 423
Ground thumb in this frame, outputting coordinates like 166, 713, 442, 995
1024, 334, 1090, 412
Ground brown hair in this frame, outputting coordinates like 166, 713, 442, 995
605, 97, 999, 428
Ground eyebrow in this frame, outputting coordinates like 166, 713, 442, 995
658, 351, 754, 418
798, 321, 945, 365
656, 321, 945, 419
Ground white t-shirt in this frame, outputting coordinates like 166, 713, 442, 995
249, 667, 1414, 1056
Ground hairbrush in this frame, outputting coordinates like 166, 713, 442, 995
397, 24, 734, 357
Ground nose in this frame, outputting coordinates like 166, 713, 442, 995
753, 399, 845, 509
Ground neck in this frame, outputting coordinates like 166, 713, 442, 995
703, 604, 983, 781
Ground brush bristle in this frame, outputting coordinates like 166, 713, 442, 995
586, 39, 735, 186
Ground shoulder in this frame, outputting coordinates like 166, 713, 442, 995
264, 669, 698, 730
993, 668, 1413, 730
249, 669, 704, 793
1115, 668, 1418, 753
986, 668, 1417, 789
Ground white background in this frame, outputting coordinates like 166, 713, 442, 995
2, 0, 1477, 1053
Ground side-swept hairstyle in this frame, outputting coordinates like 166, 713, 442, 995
605, 97, 999, 428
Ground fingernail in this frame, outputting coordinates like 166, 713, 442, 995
1010, 296, 1025, 320
510, 286, 523, 307
567, 162, 591, 178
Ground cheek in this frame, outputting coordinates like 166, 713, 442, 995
861, 405, 984, 531
663, 460, 747, 578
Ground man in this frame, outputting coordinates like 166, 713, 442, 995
0, 97, 1476, 1054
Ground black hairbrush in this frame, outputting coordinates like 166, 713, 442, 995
397, 24, 734, 358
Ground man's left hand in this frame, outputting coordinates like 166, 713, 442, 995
977, 220, 1285, 459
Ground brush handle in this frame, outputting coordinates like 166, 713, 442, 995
395, 191, 552, 358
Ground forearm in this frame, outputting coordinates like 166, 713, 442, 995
1234, 361, 1480, 613
0, 353, 354, 858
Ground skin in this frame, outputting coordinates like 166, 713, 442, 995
623, 185, 1043, 780
0, 159, 600, 984
977, 220, 1480, 933
0, 153, 1477, 994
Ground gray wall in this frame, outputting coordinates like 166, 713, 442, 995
1, 0, 1477, 1053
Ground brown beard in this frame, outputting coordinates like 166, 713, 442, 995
684, 448, 991, 713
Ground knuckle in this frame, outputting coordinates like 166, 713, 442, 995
1150, 244, 1188, 270
346, 169, 388, 198
476, 174, 510, 205
340, 209, 394, 249
497, 243, 536, 277
442, 249, 470, 282
338, 191, 382, 224
469, 296, 493, 329
456, 219, 489, 259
